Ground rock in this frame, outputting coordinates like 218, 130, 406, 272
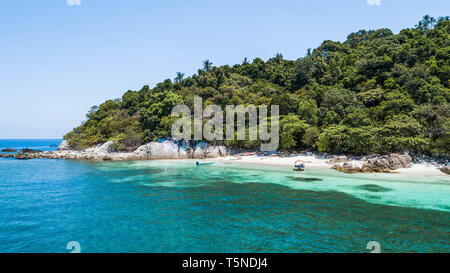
1, 148, 17, 152
193, 142, 208, 158
133, 144, 151, 159
364, 154, 411, 172
440, 166, 450, 175
57, 140, 69, 151
331, 163, 360, 173
0, 153, 14, 158
218, 146, 229, 156
328, 156, 349, 164
361, 164, 373, 173
85, 141, 115, 154
21, 148, 42, 153
331, 154, 412, 173
148, 139, 180, 159
388, 154, 412, 169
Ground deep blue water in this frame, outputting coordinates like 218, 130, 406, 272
0, 140, 449, 253
0, 139, 61, 152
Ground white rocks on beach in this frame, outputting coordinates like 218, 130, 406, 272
331, 154, 413, 173
10, 138, 231, 161
57, 140, 69, 151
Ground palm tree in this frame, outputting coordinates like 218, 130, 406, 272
417, 15, 436, 30
174, 72, 184, 83
242, 57, 248, 65
203, 60, 213, 71
275, 53, 283, 64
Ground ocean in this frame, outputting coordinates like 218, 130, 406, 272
0, 139, 448, 253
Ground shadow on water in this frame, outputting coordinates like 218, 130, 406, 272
287, 176, 323, 182
357, 184, 393, 192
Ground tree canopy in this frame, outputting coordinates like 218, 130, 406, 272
65, 16, 450, 156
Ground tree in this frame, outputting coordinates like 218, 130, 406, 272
274, 53, 283, 64
203, 60, 213, 71
280, 114, 309, 150
174, 72, 185, 83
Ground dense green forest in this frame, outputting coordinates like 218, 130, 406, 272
65, 16, 450, 156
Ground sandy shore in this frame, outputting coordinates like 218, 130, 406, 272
216, 155, 446, 175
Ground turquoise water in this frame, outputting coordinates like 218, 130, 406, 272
0, 140, 449, 253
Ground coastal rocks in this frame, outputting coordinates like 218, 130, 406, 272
57, 140, 69, 151
14, 149, 44, 160
193, 142, 208, 158
21, 148, 42, 153
1, 148, 17, 153
193, 142, 229, 158
327, 156, 349, 164
363, 154, 412, 172
3, 138, 231, 161
331, 154, 412, 173
331, 162, 363, 173
85, 141, 115, 154
148, 139, 182, 159
440, 166, 450, 175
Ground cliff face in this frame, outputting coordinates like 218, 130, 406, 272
2, 139, 231, 161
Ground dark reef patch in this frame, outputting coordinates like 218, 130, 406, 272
288, 176, 323, 182
357, 184, 392, 192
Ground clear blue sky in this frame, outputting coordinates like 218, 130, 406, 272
1, 0, 449, 138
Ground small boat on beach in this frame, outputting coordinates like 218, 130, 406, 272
196, 161, 215, 166
293, 160, 305, 171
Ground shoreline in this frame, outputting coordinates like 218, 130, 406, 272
1, 139, 448, 176
215, 155, 447, 176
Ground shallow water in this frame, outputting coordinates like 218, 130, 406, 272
0, 140, 449, 252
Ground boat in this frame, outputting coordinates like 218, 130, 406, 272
293, 160, 305, 171
196, 161, 215, 166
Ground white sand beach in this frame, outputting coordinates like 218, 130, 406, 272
216, 155, 446, 176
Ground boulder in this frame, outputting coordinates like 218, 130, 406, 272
204, 145, 221, 158
388, 154, 412, 169
57, 140, 69, 151
440, 166, 450, 175
1, 148, 17, 153
328, 156, 349, 164
331, 163, 360, 173
218, 146, 229, 156
364, 154, 411, 172
133, 144, 151, 159
331, 154, 412, 173
148, 139, 180, 159
193, 142, 208, 158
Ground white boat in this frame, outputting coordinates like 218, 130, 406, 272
196, 161, 215, 166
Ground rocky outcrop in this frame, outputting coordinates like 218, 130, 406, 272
331, 154, 412, 173
1, 148, 17, 152
13, 149, 43, 159
57, 140, 69, 151
440, 166, 450, 175
327, 156, 349, 164
3, 139, 231, 161
331, 162, 361, 173
21, 148, 42, 153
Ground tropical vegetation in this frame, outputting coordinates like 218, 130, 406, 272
64, 16, 450, 156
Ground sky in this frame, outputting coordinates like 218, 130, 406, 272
0, 0, 449, 139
